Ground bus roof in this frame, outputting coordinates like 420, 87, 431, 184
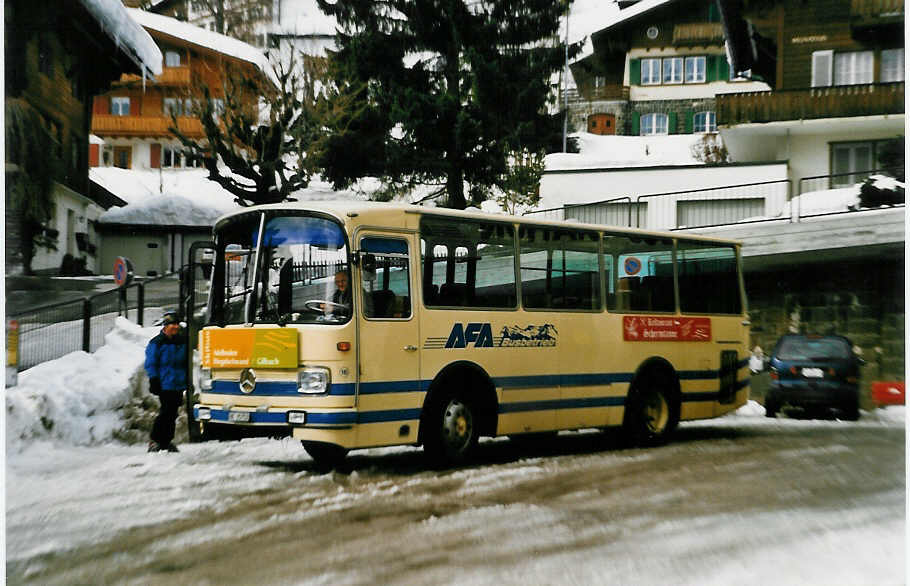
212, 201, 743, 246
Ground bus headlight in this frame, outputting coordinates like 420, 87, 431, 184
200, 368, 213, 390
298, 367, 331, 394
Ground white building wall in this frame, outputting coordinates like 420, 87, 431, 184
32, 183, 104, 274
538, 162, 789, 230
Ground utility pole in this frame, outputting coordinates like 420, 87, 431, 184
562, 1, 569, 153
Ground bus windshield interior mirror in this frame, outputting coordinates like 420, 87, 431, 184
277, 257, 293, 318
362, 253, 377, 277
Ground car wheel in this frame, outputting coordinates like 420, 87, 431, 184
302, 441, 348, 470
765, 399, 778, 418
423, 392, 479, 466
841, 396, 860, 421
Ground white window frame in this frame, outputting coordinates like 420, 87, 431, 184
880, 48, 904, 83
111, 96, 130, 116
641, 58, 661, 85
834, 50, 874, 85
594, 75, 606, 88
662, 57, 684, 84
693, 111, 716, 133
164, 50, 181, 67
685, 56, 706, 83
164, 97, 180, 116
812, 50, 833, 87
640, 113, 669, 136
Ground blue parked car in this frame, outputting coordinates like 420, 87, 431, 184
765, 334, 863, 420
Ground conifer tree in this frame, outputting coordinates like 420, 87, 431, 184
316, 0, 579, 210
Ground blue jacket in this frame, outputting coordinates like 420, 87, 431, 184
145, 330, 188, 391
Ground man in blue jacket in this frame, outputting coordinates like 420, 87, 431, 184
144, 312, 187, 452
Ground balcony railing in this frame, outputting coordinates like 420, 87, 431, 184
118, 66, 191, 87
91, 115, 204, 138
851, 0, 904, 19
564, 85, 630, 103
673, 22, 725, 44
717, 82, 904, 125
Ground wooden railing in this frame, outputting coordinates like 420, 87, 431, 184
673, 22, 725, 44
717, 82, 904, 125
568, 85, 630, 102
91, 115, 204, 138
118, 66, 191, 87
851, 0, 903, 18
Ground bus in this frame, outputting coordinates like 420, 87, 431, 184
189, 202, 750, 467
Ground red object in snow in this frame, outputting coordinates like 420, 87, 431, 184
871, 382, 906, 406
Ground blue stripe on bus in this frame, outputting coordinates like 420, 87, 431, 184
211, 381, 300, 396
499, 396, 626, 414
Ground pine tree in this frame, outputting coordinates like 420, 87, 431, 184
316, 0, 579, 210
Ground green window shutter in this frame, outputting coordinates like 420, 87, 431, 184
631, 113, 640, 135
706, 55, 718, 82
668, 112, 678, 134
684, 111, 694, 134
630, 59, 641, 85
719, 55, 730, 81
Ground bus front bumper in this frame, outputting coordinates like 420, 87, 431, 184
194, 405, 361, 448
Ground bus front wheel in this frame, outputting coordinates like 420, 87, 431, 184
303, 441, 348, 470
623, 371, 678, 446
423, 392, 479, 466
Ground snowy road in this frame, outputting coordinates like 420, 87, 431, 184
6, 407, 905, 585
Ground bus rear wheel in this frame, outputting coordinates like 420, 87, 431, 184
302, 441, 348, 470
623, 372, 677, 446
423, 393, 479, 466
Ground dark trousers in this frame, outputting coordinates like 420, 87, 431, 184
151, 391, 183, 446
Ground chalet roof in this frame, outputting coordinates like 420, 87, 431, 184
595, 0, 678, 32
126, 9, 271, 75
77, 0, 163, 78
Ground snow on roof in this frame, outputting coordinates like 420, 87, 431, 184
276, 0, 339, 36
594, 0, 678, 33
78, 0, 163, 77
545, 132, 705, 171
126, 8, 270, 74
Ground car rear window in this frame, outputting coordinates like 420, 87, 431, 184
776, 336, 851, 360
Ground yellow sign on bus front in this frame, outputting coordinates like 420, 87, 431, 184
200, 328, 299, 369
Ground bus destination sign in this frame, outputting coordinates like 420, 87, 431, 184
623, 316, 711, 342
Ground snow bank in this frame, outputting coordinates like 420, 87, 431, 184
5, 318, 159, 452
546, 133, 705, 171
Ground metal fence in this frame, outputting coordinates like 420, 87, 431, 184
10, 272, 182, 371
797, 167, 904, 196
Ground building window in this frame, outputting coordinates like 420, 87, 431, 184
640, 113, 668, 135
111, 96, 130, 116
594, 75, 606, 88
662, 57, 683, 84
101, 145, 113, 167
164, 97, 194, 116
113, 146, 132, 169
834, 51, 874, 85
162, 146, 180, 168
693, 111, 716, 133
38, 36, 52, 76
881, 48, 904, 82
164, 50, 181, 67
830, 141, 887, 186
641, 58, 661, 85
685, 56, 706, 83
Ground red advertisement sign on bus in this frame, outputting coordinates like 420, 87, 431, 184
623, 316, 712, 342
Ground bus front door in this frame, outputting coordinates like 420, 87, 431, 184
355, 233, 421, 447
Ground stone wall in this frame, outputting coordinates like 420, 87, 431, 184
746, 258, 905, 390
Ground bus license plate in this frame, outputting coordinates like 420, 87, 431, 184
802, 368, 824, 378
229, 411, 251, 423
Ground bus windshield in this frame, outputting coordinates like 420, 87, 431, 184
207, 212, 351, 325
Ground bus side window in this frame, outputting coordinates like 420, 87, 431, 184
360, 237, 411, 319
605, 234, 674, 313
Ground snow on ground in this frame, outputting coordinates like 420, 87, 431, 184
4, 318, 905, 582
546, 133, 705, 171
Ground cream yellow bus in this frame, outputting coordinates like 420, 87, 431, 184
191, 202, 750, 467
